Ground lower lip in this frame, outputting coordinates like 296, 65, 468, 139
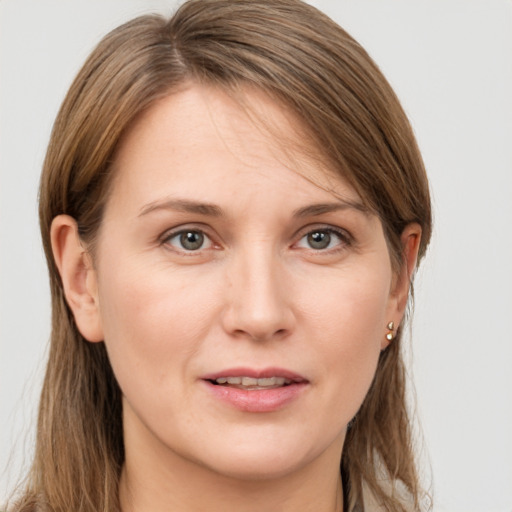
202, 381, 308, 413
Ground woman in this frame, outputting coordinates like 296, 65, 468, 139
8, 0, 432, 511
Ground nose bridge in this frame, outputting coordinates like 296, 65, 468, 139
224, 241, 293, 340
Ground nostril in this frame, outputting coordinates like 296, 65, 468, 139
230, 327, 289, 342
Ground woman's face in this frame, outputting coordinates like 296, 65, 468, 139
84, 84, 406, 480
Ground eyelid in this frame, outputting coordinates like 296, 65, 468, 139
159, 224, 219, 253
157, 222, 353, 254
293, 224, 353, 251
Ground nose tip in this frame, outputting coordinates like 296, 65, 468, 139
221, 257, 295, 342
229, 327, 290, 344
228, 307, 292, 342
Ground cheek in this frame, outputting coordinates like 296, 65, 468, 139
301, 264, 391, 417
303, 261, 391, 346
95, 259, 219, 394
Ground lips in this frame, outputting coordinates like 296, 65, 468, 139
202, 367, 306, 387
213, 376, 292, 389
201, 367, 309, 412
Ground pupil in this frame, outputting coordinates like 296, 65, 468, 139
180, 231, 204, 250
308, 231, 330, 249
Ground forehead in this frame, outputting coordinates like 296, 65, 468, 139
109, 83, 361, 210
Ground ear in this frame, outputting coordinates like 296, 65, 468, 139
50, 215, 104, 342
382, 223, 422, 349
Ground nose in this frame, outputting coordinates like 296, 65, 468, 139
221, 247, 295, 342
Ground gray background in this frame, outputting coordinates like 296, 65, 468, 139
1, 1, 511, 510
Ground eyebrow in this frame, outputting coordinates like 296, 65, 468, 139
138, 199, 223, 218
292, 200, 369, 218
138, 197, 368, 218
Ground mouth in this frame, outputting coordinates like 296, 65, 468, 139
208, 375, 295, 390
202, 367, 307, 389
201, 368, 308, 412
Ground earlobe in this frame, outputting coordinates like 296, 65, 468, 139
50, 215, 104, 342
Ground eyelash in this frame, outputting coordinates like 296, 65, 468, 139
159, 225, 352, 255
294, 226, 352, 253
160, 227, 216, 254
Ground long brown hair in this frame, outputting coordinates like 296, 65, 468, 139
9, 1, 432, 510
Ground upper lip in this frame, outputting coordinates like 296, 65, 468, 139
201, 367, 308, 383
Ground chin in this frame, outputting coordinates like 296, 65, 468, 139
188, 431, 331, 482
203, 452, 308, 482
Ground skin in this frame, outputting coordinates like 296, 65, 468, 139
51, 84, 421, 512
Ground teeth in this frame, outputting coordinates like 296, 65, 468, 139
214, 376, 291, 387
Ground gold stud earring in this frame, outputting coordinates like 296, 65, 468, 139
386, 321, 395, 341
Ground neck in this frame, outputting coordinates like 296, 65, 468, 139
120, 465, 343, 512
119, 420, 344, 512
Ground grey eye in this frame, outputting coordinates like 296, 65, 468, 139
296, 228, 349, 252
306, 231, 332, 249
165, 229, 212, 252
179, 231, 205, 250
